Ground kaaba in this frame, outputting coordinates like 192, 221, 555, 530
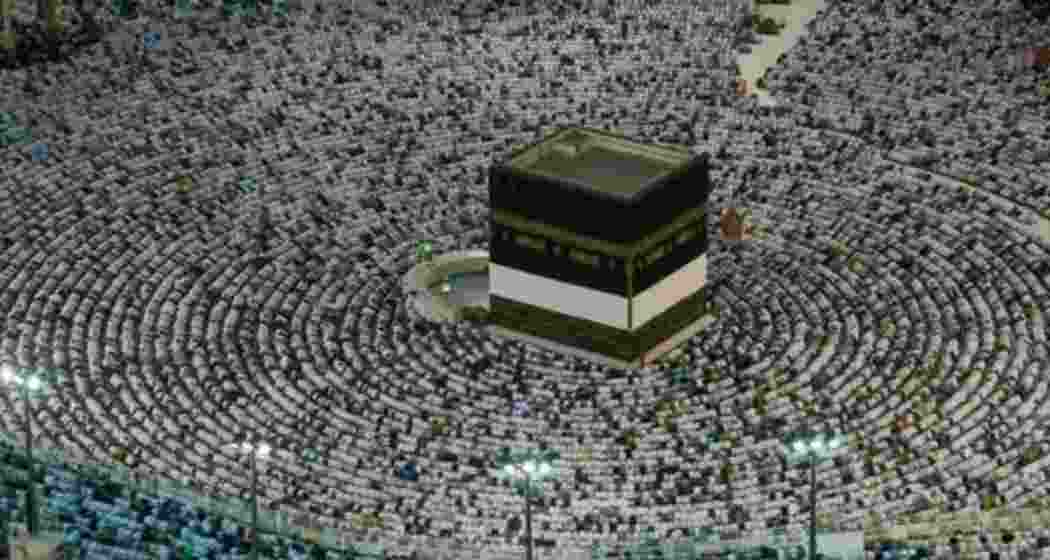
488, 127, 712, 366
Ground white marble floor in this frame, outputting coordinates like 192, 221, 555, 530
735, 0, 828, 105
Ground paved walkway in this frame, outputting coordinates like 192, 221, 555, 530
736, 0, 828, 106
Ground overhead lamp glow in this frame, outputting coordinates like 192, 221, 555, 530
0, 365, 13, 384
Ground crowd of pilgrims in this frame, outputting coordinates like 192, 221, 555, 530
1, 0, 1050, 557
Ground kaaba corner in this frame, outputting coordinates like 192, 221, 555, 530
487, 127, 714, 368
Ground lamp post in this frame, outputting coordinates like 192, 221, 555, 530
494, 447, 560, 560
780, 430, 844, 560
224, 441, 271, 560
1, 364, 61, 536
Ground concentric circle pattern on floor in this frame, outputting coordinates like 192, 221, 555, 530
1, 0, 1050, 556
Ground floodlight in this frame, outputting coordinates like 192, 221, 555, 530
780, 429, 845, 560
493, 447, 560, 560
224, 440, 275, 560
2, 364, 56, 536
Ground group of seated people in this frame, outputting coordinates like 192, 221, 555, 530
0, 0, 1049, 558
764, 0, 1050, 216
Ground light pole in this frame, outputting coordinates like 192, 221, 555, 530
1, 364, 61, 536
494, 447, 560, 560
224, 441, 271, 560
780, 430, 844, 560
